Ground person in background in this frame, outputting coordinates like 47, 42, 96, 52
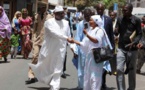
71, 8, 92, 89
0, 6, 11, 62
25, 6, 53, 84
61, 11, 74, 79
136, 16, 145, 74
29, 5, 73, 90
115, 3, 142, 90
20, 8, 32, 59
71, 15, 113, 90
11, 11, 22, 55
109, 11, 118, 75
10, 29, 19, 59
95, 3, 114, 89
12, 11, 22, 33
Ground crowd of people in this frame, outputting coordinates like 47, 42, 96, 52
0, 2, 145, 90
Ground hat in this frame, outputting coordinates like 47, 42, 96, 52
54, 5, 64, 12
91, 15, 103, 28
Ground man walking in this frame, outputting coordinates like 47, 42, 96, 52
115, 3, 142, 90
25, 6, 53, 84
136, 16, 145, 74
29, 5, 73, 90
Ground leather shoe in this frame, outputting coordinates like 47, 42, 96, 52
61, 73, 66, 79
25, 78, 38, 84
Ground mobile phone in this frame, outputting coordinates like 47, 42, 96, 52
84, 22, 88, 29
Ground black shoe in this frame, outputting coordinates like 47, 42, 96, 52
4, 57, 7, 62
61, 73, 66, 79
11, 55, 13, 59
136, 70, 141, 74
25, 78, 38, 84
101, 84, 107, 90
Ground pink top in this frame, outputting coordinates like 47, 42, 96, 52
20, 17, 32, 35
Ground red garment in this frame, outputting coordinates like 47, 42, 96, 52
141, 23, 145, 27
20, 17, 31, 35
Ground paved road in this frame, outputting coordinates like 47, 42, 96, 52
0, 47, 145, 90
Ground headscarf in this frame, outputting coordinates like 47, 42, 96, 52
12, 11, 21, 28
91, 15, 103, 28
0, 6, 11, 39
54, 5, 64, 13
91, 15, 113, 49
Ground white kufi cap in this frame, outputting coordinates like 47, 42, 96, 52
91, 15, 103, 28
54, 5, 64, 12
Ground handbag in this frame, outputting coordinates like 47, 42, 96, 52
92, 29, 114, 63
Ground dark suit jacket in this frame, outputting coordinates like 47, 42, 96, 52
103, 15, 115, 49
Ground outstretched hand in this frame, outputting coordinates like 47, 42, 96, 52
67, 38, 74, 43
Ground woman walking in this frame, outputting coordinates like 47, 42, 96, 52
0, 6, 12, 62
20, 8, 32, 59
12, 11, 22, 54
72, 15, 112, 90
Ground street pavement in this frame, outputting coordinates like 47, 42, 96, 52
0, 47, 145, 90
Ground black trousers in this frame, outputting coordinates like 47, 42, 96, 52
63, 52, 67, 72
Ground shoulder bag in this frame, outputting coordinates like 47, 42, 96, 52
92, 29, 114, 63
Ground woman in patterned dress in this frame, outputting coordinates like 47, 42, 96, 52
0, 6, 12, 62
19, 8, 32, 59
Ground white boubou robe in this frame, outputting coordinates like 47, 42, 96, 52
29, 18, 71, 90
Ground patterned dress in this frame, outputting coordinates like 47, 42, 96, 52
20, 17, 32, 58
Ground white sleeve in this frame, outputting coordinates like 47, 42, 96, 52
95, 29, 104, 43
79, 37, 88, 54
44, 20, 68, 40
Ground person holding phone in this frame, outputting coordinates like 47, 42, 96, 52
71, 15, 112, 90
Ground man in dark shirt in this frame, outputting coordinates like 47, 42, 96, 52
115, 3, 142, 90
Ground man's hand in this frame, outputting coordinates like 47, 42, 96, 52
67, 38, 74, 43
137, 43, 143, 49
71, 48, 78, 58
114, 36, 119, 43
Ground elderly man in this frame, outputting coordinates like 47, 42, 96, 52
25, 6, 53, 84
29, 5, 73, 90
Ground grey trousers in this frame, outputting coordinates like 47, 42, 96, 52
116, 48, 137, 90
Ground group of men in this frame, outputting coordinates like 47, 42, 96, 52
25, 2, 144, 90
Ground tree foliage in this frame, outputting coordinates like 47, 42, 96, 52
65, 0, 126, 10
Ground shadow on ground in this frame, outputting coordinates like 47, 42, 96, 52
106, 87, 116, 90
28, 87, 49, 90
0, 61, 10, 63
138, 72, 145, 76
28, 87, 116, 90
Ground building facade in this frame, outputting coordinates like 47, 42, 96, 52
129, 0, 145, 8
0, 0, 48, 21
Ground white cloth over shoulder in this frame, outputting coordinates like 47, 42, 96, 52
29, 18, 71, 88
